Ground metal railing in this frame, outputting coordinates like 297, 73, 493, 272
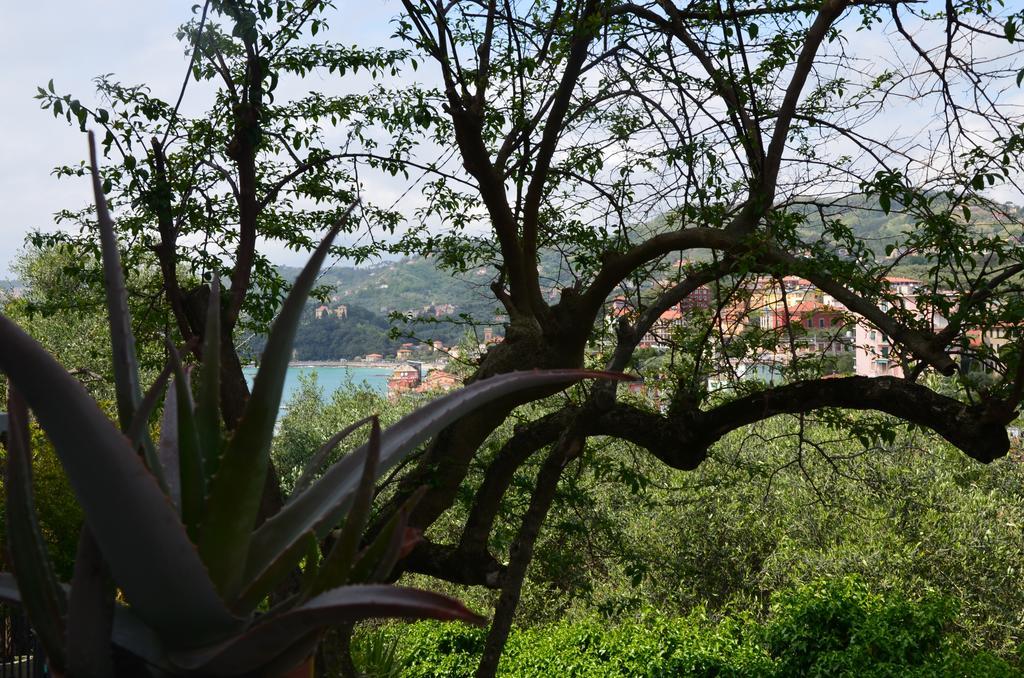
0, 605, 45, 678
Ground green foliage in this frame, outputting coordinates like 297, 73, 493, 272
272, 372, 409, 493
372, 408, 1024, 663
0, 424, 83, 582
351, 625, 405, 678
387, 578, 1019, 677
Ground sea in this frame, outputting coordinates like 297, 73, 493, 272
241, 365, 392, 419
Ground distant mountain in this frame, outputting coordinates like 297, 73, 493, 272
262, 257, 509, 360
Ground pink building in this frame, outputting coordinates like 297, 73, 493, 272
852, 277, 945, 377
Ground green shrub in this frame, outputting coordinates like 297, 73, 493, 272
380, 578, 1020, 677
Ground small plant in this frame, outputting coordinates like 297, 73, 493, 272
351, 626, 404, 678
0, 135, 617, 676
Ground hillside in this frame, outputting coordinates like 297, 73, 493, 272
266, 198, 1021, 360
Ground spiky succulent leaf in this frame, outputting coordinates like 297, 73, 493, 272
309, 418, 381, 596
243, 369, 629, 602
350, 486, 426, 585
289, 415, 374, 501
160, 371, 184, 511
168, 585, 485, 676
196, 275, 222, 481
4, 387, 67, 673
88, 132, 165, 490
0, 316, 240, 648
199, 221, 342, 598
126, 361, 172, 450
66, 528, 115, 677
167, 345, 205, 538
0, 573, 20, 604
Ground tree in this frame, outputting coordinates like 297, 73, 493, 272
377, 2, 1024, 674
36, 0, 438, 424
35, 0, 443, 525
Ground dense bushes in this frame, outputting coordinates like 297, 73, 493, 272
272, 382, 1024, 670
384, 578, 1018, 677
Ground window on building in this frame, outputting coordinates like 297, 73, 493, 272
870, 330, 877, 340
819, 318, 826, 328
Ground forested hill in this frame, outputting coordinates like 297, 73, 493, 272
270, 256, 509, 360
270, 199, 1021, 360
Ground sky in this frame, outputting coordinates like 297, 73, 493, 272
0, 1, 403, 279
1, 2, 1021, 279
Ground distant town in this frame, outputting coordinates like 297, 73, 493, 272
298, 265, 1013, 406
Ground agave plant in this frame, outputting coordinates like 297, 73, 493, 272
0, 134, 618, 676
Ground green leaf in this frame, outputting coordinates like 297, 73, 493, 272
0, 573, 22, 604
88, 132, 166, 491
353, 486, 426, 585
878, 193, 891, 214
160, 371, 183, 511
168, 586, 485, 676
196, 276, 223, 482
243, 369, 631, 609
310, 418, 382, 596
5, 386, 67, 674
125, 360, 174, 451
66, 529, 116, 678
289, 415, 375, 500
198, 218, 345, 598
167, 345, 205, 540
1006, 19, 1017, 43
0, 316, 241, 648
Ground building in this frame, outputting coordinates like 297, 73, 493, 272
852, 277, 932, 378
387, 363, 421, 398
414, 369, 460, 393
314, 304, 347, 319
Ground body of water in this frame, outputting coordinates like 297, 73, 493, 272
242, 365, 392, 412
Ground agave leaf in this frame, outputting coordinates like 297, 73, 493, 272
169, 585, 485, 676
0, 572, 21, 604
298, 532, 322, 596
289, 415, 375, 501
110, 605, 171, 671
88, 132, 165, 490
66, 528, 115, 677
243, 369, 628, 602
309, 418, 381, 596
0, 316, 240, 647
167, 344, 205, 537
199, 221, 342, 598
5, 386, 67, 673
233, 536, 311, 613
160, 373, 183, 510
125, 360, 173, 450
196, 275, 222, 481
349, 486, 426, 585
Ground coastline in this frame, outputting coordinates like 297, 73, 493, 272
243, 360, 397, 369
